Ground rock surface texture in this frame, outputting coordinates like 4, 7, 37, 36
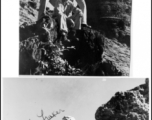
19, 0, 131, 75
95, 79, 149, 120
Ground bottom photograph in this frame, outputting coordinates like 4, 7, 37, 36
3, 78, 149, 120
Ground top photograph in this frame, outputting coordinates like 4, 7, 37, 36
19, 0, 131, 76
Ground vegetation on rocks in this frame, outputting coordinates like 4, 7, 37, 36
95, 79, 149, 120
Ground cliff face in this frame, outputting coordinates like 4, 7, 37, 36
95, 79, 149, 120
19, 0, 130, 75
86, 0, 131, 46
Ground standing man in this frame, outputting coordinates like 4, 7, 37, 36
75, 0, 91, 28
54, 0, 83, 40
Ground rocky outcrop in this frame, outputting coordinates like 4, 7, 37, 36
19, 0, 130, 75
95, 79, 149, 120
86, 0, 131, 47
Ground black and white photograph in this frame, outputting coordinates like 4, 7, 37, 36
1, 0, 151, 120
19, 0, 131, 76
3, 78, 149, 120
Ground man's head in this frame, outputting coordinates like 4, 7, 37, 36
62, 116, 76, 120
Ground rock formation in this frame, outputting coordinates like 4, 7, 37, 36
19, 0, 131, 75
86, 0, 131, 46
95, 79, 149, 120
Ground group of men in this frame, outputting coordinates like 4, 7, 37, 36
38, 0, 90, 41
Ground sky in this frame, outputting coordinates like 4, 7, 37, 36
3, 78, 146, 120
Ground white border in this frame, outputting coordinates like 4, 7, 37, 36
1, 0, 151, 78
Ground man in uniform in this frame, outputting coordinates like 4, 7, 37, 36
75, 0, 90, 28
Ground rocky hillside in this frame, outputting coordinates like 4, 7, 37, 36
86, 0, 131, 40
19, 0, 131, 75
95, 79, 149, 120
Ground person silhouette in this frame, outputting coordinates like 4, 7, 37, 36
75, 0, 91, 28
54, 0, 83, 41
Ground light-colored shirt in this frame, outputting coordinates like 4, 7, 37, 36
54, 0, 77, 17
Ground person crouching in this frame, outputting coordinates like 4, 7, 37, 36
54, 0, 83, 41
